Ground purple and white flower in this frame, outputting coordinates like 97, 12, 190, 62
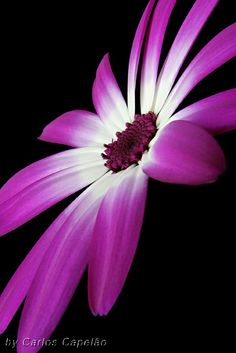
0, 1, 235, 352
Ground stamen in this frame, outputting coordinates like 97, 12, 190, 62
102, 112, 157, 172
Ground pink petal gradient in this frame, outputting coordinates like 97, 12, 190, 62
0, 148, 106, 236
88, 166, 148, 316
0, 147, 102, 203
170, 89, 236, 135
140, 0, 176, 114
142, 120, 225, 185
158, 23, 236, 123
15, 173, 115, 353
154, 0, 218, 113
127, 0, 155, 119
38, 110, 110, 147
92, 54, 131, 137
0, 191, 80, 334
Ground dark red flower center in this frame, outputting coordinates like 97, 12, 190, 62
102, 112, 157, 173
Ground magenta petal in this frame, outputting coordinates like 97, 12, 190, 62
0, 148, 102, 203
127, 0, 155, 119
159, 23, 236, 123
92, 54, 130, 137
140, 0, 176, 114
88, 166, 148, 316
39, 110, 110, 147
16, 173, 114, 353
155, 0, 218, 113
142, 120, 226, 185
0, 148, 106, 236
0, 190, 82, 333
170, 89, 236, 135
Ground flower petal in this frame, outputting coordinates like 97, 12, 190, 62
0, 147, 102, 203
158, 23, 236, 123
142, 120, 225, 185
88, 166, 148, 316
154, 0, 218, 113
170, 89, 236, 135
92, 54, 130, 137
0, 148, 106, 236
38, 110, 111, 148
127, 0, 155, 119
140, 0, 176, 114
16, 173, 115, 353
0, 191, 80, 333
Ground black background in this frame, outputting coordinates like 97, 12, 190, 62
0, 0, 235, 352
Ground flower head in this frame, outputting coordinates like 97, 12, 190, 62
0, 1, 235, 352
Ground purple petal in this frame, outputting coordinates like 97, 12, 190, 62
0, 147, 101, 203
127, 0, 155, 119
140, 0, 176, 114
142, 120, 225, 185
154, 0, 218, 113
92, 54, 130, 137
38, 110, 111, 148
0, 191, 80, 333
159, 23, 236, 123
0, 148, 106, 236
170, 89, 236, 135
88, 166, 148, 316
16, 173, 115, 353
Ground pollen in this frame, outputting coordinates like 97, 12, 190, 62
102, 112, 157, 172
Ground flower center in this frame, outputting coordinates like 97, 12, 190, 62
102, 112, 157, 173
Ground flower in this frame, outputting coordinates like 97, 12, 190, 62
0, 0, 235, 352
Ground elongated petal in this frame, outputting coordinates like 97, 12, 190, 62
0, 148, 102, 203
154, 0, 218, 113
0, 173, 113, 337
142, 120, 225, 185
140, 0, 176, 114
88, 166, 148, 316
0, 193, 79, 333
0, 148, 106, 236
127, 0, 155, 119
16, 173, 115, 353
170, 89, 236, 134
38, 110, 111, 148
92, 54, 130, 137
158, 23, 236, 123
